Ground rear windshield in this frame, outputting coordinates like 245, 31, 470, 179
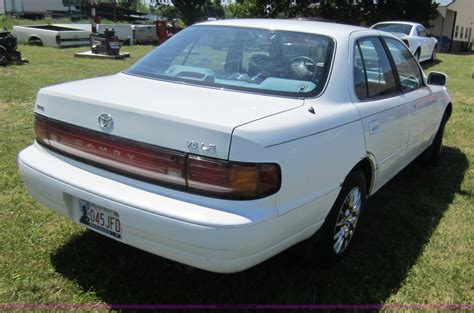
125, 25, 335, 98
372, 23, 413, 35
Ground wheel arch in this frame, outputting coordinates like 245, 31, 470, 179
28, 35, 43, 45
446, 102, 452, 121
349, 156, 376, 197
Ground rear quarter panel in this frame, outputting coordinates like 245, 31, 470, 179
230, 100, 366, 220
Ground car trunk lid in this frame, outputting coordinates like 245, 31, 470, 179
36, 73, 303, 159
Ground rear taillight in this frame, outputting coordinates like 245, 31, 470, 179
34, 114, 49, 145
34, 114, 281, 200
402, 39, 410, 48
35, 114, 187, 189
187, 155, 280, 199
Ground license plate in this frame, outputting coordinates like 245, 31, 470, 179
79, 199, 122, 239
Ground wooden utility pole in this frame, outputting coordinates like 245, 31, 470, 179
89, 0, 99, 34
113, 0, 117, 23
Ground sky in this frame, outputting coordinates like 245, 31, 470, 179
434, 0, 454, 5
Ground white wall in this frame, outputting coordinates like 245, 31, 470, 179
450, 0, 474, 43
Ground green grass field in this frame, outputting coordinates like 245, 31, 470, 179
0, 43, 473, 308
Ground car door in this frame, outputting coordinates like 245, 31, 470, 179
422, 27, 437, 55
416, 25, 431, 60
351, 35, 410, 192
383, 36, 443, 160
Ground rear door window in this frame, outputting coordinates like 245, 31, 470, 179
354, 37, 398, 100
384, 37, 423, 93
354, 44, 368, 100
417, 26, 429, 37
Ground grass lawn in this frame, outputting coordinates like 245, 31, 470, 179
0, 43, 473, 308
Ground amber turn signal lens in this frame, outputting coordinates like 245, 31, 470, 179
187, 155, 280, 200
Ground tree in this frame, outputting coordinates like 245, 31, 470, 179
402, 0, 439, 26
117, 0, 136, 9
117, 0, 150, 12
171, 0, 208, 25
317, 0, 363, 25
202, 0, 225, 19
313, 0, 439, 27
155, 4, 180, 20
230, 0, 292, 18
357, 0, 438, 26
170, 0, 439, 27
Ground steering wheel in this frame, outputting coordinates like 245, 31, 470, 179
401, 75, 420, 89
290, 56, 317, 80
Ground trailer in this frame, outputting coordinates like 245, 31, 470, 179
1, 0, 77, 17
1, 0, 146, 21
13, 25, 91, 47
1, 0, 23, 15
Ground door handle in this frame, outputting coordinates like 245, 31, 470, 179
369, 120, 380, 135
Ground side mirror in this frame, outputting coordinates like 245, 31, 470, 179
427, 72, 447, 87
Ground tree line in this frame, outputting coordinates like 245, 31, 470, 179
129, 0, 440, 27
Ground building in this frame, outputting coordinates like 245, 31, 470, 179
429, 0, 473, 52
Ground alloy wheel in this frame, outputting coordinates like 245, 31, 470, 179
332, 187, 362, 255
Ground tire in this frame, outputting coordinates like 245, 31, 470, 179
316, 169, 367, 267
28, 37, 43, 46
419, 112, 448, 165
430, 45, 437, 62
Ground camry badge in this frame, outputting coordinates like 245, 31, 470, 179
98, 113, 114, 129
186, 140, 217, 152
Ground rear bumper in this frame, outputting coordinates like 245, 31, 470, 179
18, 143, 326, 273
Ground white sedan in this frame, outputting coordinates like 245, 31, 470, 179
19, 19, 451, 273
371, 21, 438, 62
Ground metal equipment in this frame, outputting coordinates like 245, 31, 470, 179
0, 29, 28, 66
90, 28, 121, 56
75, 27, 130, 59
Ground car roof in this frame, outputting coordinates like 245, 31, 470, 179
196, 18, 370, 39
372, 21, 421, 27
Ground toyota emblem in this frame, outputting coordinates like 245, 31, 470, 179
98, 113, 114, 129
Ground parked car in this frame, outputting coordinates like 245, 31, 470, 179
371, 21, 438, 62
18, 19, 451, 273
13, 25, 90, 47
